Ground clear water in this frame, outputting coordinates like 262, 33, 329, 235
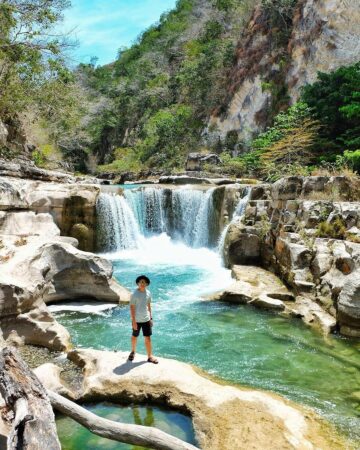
52, 235, 360, 444
56, 402, 197, 450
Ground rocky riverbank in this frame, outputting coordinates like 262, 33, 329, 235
33, 347, 346, 450
0, 172, 130, 351
0, 170, 359, 448
221, 175, 360, 336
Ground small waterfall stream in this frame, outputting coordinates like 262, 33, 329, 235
217, 187, 251, 254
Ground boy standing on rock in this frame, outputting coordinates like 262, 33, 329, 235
128, 275, 158, 364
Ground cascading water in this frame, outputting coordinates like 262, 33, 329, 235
96, 193, 142, 252
217, 187, 251, 256
96, 186, 217, 251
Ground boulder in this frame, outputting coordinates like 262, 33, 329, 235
0, 305, 71, 351
159, 175, 213, 185
224, 223, 260, 267
0, 211, 60, 237
206, 266, 293, 311
337, 269, 360, 336
30, 241, 131, 304
301, 177, 328, 197
271, 177, 303, 201
287, 297, 337, 335
185, 153, 221, 171
0, 236, 129, 350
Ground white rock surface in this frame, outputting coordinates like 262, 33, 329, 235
56, 348, 340, 450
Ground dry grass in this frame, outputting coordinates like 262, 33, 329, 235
14, 236, 27, 246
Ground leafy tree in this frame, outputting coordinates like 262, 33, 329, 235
301, 62, 360, 153
137, 105, 198, 167
260, 117, 320, 165
0, 0, 74, 117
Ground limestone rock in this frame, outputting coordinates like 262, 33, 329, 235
5, 330, 25, 347
271, 177, 303, 201
206, 266, 293, 311
337, 269, 360, 337
251, 294, 285, 311
0, 179, 28, 210
185, 153, 221, 171
0, 211, 60, 237
206, 1, 360, 146
0, 235, 129, 350
287, 297, 337, 335
0, 158, 74, 183
67, 348, 336, 450
287, 0, 360, 101
0, 176, 100, 251
159, 175, 212, 185
0, 120, 8, 146
224, 223, 260, 266
1, 308, 71, 351
33, 363, 76, 399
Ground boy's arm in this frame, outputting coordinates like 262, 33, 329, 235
147, 303, 153, 325
130, 304, 137, 330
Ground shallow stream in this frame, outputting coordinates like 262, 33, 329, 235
53, 185, 360, 448
53, 234, 360, 446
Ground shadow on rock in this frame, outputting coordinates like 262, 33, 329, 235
113, 360, 147, 375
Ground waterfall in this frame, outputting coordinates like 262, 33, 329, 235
96, 187, 217, 252
217, 187, 251, 255
125, 187, 216, 248
96, 193, 142, 252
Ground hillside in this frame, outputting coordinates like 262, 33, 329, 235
1, 0, 359, 179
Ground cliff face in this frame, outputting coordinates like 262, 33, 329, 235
208, 0, 360, 142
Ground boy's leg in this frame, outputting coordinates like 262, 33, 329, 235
129, 324, 139, 360
144, 336, 152, 357
131, 335, 137, 353
143, 321, 158, 363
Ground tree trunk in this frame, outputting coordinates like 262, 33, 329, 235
0, 347, 61, 450
48, 390, 200, 450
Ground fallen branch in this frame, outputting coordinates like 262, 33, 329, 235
48, 390, 200, 450
0, 347, 61, 450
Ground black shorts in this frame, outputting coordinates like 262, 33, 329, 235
132, 321, 152, 337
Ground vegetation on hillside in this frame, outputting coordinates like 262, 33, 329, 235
0, 0, 85, 162
1, 0, 359, 181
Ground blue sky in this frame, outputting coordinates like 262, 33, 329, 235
61, 0, 177, 66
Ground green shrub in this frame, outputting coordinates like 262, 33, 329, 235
97, 147, 141, 173
316, 217, 347, 239
32, 150, 46, 167
343, 150, 360, 173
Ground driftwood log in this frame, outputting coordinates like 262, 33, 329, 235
0, 347, 61, 450
48, 389, 200, 450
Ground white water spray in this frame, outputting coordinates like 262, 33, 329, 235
217, 187, 251, 255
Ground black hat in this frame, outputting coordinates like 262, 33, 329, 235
136, 275, 150, 285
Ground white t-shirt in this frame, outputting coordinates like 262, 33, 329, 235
130, 288, 151, 322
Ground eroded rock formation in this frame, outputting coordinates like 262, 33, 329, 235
0, 176, 130, 351
35, 348, 343, 450
223, 176, 360, 336
208, 0, 360, 143
0, 176, 100, 251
